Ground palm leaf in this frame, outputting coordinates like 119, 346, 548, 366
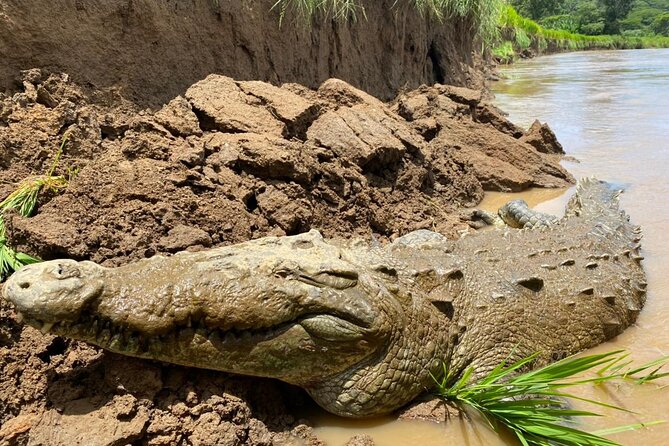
433, 350, 669, 446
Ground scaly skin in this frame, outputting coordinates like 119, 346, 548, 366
498, 199, 561, 228
475, 199, 560, 229
2, 179, 647, 417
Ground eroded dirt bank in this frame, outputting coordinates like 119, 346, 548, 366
0, 0, 487, 108
0, 70, 571, 445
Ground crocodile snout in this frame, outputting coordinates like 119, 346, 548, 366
3, 260, 105, 325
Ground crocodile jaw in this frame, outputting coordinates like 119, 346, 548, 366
1, 232, 394, 386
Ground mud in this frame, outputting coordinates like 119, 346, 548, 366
0, 69, 571, 445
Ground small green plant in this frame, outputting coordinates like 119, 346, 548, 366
433, 350, 669, 446
492, 40, 516, 63
0, 137, 74, 280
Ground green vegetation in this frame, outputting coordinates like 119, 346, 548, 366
511, 0, 669, 36
495, 3, 669, 62
0, 137, 74, 280
433, 350, 669, 446
271, 0, 503, 40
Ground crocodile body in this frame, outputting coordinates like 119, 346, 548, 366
2, 179, 646, 417
475, 199, 560, 229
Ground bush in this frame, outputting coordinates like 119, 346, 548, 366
652, 12, 669, 36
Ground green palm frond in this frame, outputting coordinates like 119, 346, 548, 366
433, 350, 669, 446
0, 136, 74, 280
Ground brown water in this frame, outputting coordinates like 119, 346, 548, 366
312, 49, 669, 445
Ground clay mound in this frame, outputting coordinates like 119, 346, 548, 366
1, 70, 573, 446
394, 84, 573, 192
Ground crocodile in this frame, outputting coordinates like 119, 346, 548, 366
474, 199, 560, 229
2, 178, 647, 417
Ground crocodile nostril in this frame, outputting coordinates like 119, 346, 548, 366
18, 282, 30, 289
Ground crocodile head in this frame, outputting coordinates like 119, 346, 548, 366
2, 230, 448, 416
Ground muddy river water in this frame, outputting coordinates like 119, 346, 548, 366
312, 49, 669, 445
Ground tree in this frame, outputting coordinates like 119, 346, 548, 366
575, 0, 607, 34
652, 12, 669, 35
511, 0, 563, 20
598, 0, 635, 33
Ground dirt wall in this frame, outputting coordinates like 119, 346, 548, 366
0, 0, 482, 107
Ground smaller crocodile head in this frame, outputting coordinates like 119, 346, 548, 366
498, 199, 529, 228
3, 259, 105, 331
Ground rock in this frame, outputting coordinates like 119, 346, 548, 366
450, 146, 534, 192
160, 224, 213, 252
154, 96, 202, 137
103, 356, 163, 399
27, 403, 149, 446
307, 105, 407, 168
317, 78, 386, 109
474, 102, 524, 138
185, 75, 284, 135
520, 120, 565, 154
345, 434, 376, 446
429, 115, 573, 192
204, 133, 318, 185
397, 397, 463, 423
436, 84, 482, 106
0, 414, 36, 446
188, 413, 241, 446
256, 185, 313, 235
238, 81, 319, 137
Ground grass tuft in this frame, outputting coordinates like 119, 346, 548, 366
433, 350, 669, 446
271, 0, 503, 42
0, 136, 75, 280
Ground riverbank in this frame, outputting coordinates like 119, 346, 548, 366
492, 5, 669, 63
0, 0, 490, 107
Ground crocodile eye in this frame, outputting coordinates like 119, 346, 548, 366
54, 264, 81, 279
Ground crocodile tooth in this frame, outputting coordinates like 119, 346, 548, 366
631, 254, 644, 262
125, 335, 140, 353
40, 322, 54, 334
109, 334, 123, 350
15, 312, 23, 323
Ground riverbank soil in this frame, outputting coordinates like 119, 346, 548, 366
0, 0, 487, 108
0, 68, 572, 445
